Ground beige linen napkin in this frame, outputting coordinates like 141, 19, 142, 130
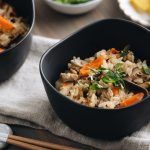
0, 35, 149, 150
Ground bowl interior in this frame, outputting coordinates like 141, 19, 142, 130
41, 19, 150, 89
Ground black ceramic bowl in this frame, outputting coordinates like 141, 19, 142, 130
0, 0, 35, 82
40, 19, 150, 139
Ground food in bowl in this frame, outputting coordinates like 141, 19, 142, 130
41, 19, 150, 138
53, 0, 90, 4
0, 2, 28, 51
56, 47, 149, 109
130, 0, 150, 13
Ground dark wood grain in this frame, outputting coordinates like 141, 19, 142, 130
6, 0, 128, 149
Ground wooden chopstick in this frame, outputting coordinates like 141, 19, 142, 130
8, 134, 80, 150
7, 138, 50, 150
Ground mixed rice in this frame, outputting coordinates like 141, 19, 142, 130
0, 2, 28, 51
56, 47, 149, 109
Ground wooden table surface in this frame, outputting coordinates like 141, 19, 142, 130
7, 0, 129, 149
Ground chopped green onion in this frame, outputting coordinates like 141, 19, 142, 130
90, 82, 105, 91
142, 61, 150, 75
114, 63, 123, 71
102, 76, 115, 83
102, 70, 126, 88
120, 45, 130, 57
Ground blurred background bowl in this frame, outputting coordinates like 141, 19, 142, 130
0, 0, 35, 82
44, 0, 102, 15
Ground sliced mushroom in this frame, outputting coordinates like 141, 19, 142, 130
131, 67, 143, 77
60, 73, 78, 82
126, 51, 135, 62
133, 78, 144, 84
142, 74, 150, 82
71, 57, 87, 67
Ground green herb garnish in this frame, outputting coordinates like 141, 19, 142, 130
89, 66, 126, 89
102, 70, 126, 88
143, 68, 150, 75
96, 67, 108, 74
102, 75, 115, 84
90, 82, 106, 90
90, 67, 107, 74
120, 45, 130, 57
142, 61, 150, 75
114, 63, 123, 72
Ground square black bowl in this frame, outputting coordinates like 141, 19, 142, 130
40, 19, 150, 139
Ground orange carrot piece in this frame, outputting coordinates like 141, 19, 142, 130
118, 92, 144, 108
0, 15, 14, 32
112, 87, 119, 96
62, 82, 70, 86
80, 56, 104, 76
109, 48, 120, 54
0, 48, 4, 52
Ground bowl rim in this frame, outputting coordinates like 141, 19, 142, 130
40, 18, 150, 111
0, 0, 35, 55
45, 0, 102, 8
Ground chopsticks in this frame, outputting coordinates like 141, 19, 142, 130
0, 133, 80, 150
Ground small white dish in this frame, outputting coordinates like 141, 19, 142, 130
44, 0, 102, 15
118, 0, 150, 27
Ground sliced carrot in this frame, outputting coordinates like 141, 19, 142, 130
112, 87, 119, 96
0, 15, 14, 32
80, 56, 104, 76
62, 82, 70, 86
117, 92, 144, 108
0, 48, 4, 53
109, 48, 120, 54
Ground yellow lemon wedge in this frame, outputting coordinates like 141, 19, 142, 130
130, 0, 150, 13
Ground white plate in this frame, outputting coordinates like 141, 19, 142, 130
118, 0, 150, 27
